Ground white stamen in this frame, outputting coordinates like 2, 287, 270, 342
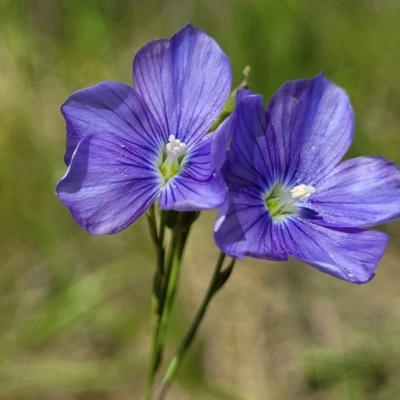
290, 184, 316, 201
166, 134, 187, 158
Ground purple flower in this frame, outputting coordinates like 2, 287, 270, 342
214, 74, 400, 283
56, 24, 232, 235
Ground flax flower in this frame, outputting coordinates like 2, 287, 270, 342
56, 24, 232, 234
214, 74, 400, 283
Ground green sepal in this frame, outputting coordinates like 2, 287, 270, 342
208, 66, 251, 133
208, 93, 236, 132
165, 210, 200, 230
213, 258, 235, 294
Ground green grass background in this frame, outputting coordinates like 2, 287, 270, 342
1, 0, 400, 399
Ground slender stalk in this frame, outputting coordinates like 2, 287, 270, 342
147, 205, 167, 277
157, 253, 235, 400
155, 225, 188, 364
143, 208, 169, 400
143, 293, 161, 400
157, 210, 167, 276
143, 212, 192, 400
158, 226, 180, 311
146, 205, 159, 248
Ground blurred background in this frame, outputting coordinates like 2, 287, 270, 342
1, 0, 400, 399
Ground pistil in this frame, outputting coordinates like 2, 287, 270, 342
265, 183, 315, 221
160, 135, 187, 181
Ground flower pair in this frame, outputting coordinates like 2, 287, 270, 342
57, 24, 400, 283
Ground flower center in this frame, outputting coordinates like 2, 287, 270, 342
265, 183, 315, 221
159, 135, 187, 181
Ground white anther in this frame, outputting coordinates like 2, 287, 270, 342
290, 184, 316, 201
166, 135, 187, 158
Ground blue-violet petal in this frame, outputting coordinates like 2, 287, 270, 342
61, 82, 164, 165
267, 74, 354, 185
280, 219, 388, 284
57, 134, 162, 235
133, 24, 232, 147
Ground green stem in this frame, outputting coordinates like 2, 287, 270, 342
143, 208, 169, 400
143, 213, 192, 400
157, 252, 235, 400
146, 205, 159, 248
155, 225, 187, 364
147, 205, 167, 277
157, 210, 167, 276
143, 293, 161, 400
